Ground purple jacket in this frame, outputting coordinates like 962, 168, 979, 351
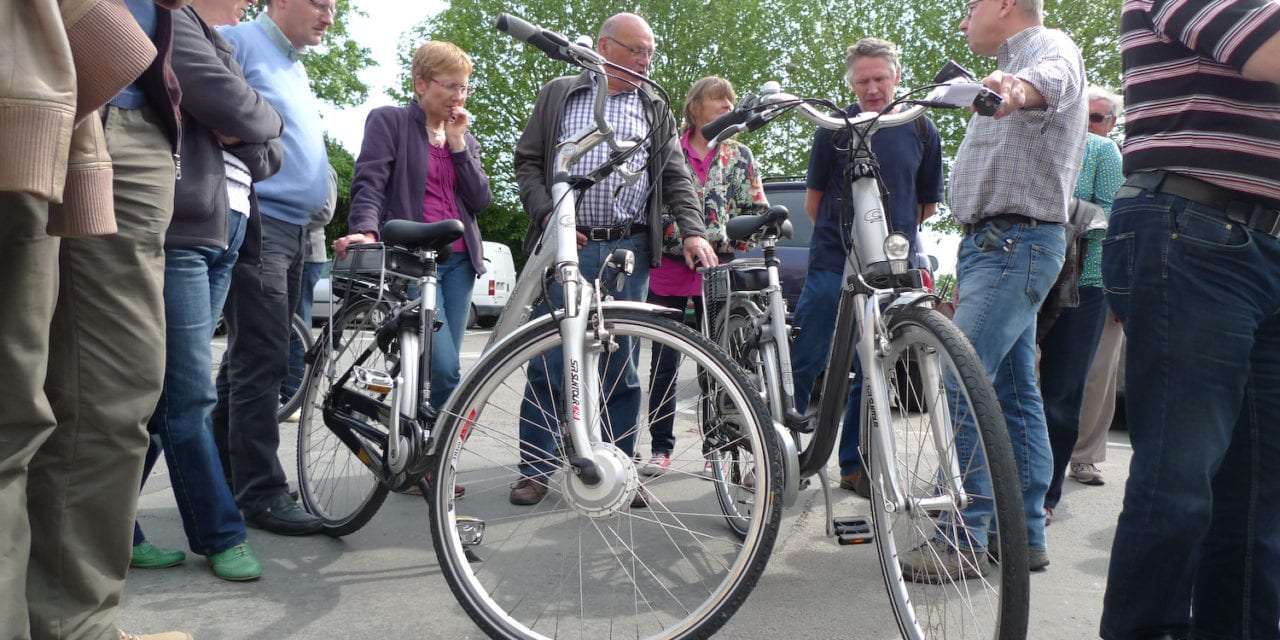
348, 101, 492, 274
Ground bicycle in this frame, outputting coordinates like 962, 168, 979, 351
296, 14, 782, 639
697, 67, 1030, 639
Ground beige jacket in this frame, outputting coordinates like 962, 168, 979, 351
0, 0, 185, 236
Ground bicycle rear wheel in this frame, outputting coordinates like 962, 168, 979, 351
709, 307, 768, 539
278, 313, 313, 422
429, 309, 781, 640
296, 297, 393, 536
863, 305, 1029, 639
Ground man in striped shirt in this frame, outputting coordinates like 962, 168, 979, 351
1102, 2, 1280, 638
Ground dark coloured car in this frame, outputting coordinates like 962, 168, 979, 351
747, 177, 813, 310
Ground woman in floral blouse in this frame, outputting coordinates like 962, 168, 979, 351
641, 76, 770, 477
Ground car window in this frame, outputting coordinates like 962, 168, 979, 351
761, 184, 812, 248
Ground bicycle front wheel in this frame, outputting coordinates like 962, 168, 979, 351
864, 305, 1029, 640
296, 297, 393, 536
430, 310, 781, 640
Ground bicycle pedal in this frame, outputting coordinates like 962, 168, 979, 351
352, 366, 394, 393
833, 516, 874, 545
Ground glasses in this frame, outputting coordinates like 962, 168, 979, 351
964, 0, 988, 18
430, 78, 476, 97
605, 36, 658, 60
308, 0, 338, 18
1089, 112, 1112, 123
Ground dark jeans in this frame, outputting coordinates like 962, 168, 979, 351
646, 291, 702, 455
517, 235, 650, 479
1100, 187, 1280, 640
213, 215, 305, 513
1040, 285, 1108, 510
135, 213, 248, 555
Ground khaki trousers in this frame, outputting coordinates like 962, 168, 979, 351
1073, 310, 1125, 465
3, 105, 172, 640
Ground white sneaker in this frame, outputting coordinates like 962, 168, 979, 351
641, 453, 671, 476
1069, 462, 1104, 486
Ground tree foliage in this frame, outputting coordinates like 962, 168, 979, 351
404, 0, 1123, 260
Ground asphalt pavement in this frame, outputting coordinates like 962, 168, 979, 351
119, 328, 1130, 639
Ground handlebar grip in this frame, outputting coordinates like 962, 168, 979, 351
973, 89, 1003, 117
701, 110, 749, 141
494, 14, 572, 63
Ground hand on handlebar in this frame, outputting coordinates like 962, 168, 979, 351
682, 236, 718, 269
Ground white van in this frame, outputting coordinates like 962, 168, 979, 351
311, 240, 517, 329
469, 240, 516, 328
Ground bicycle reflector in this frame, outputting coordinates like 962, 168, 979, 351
884, 233, 911, 274
353, 367, 394, 394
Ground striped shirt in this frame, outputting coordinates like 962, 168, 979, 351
1120, 0, 1280, 207
557, 78, 652, 228
949, 26, 1087, 225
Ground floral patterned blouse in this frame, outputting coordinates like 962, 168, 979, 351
1074, 133, 1123, 288
650, 135, 770, 297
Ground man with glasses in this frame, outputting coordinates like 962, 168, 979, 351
212, 0, 336, 536
1102, 1, 1280, 638
508, 12, 716, 506
899, 0, 1085, 581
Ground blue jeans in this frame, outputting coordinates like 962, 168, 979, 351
1100, 187, 1280, 640
134, 213, 247, 556
1040, 285, 1107, 510
518, 235, 650, 478
791, 268, 866, 476
951, 219, 1064, 551
430, 251, 476, 409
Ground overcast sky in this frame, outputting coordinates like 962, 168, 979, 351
319, 0, 446, 153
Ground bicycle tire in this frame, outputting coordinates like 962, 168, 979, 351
296, 297, 393, 537
862, 305, 1029, 640
278, 313, 313, 422
710, 307, 768, 539
429, 309, 781, 640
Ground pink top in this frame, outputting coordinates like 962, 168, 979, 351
423, 143, 467, 254
649, 132, 710, 297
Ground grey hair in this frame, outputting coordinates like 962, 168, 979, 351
1018, 0, 1044, 19
844, 38, 902, 91
1087, 85, 1123, 119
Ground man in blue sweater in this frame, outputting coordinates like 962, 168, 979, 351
212, 0, 334, 536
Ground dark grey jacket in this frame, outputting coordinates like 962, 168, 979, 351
513, 72, 705, 267
167, 5, 283, 249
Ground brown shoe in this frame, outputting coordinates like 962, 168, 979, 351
630, 485, 651, 509
509, 477, 549, 505
839, 470, 872, 499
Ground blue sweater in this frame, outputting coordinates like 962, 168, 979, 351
220, 15, 328, 226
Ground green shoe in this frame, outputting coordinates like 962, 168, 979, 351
207, 542, 262, 581
130, 541, 185, 569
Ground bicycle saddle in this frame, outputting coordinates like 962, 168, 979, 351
725, 205, 793, 243
382, 219, 465, 252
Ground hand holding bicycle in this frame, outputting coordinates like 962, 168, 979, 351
979, 69, 1040, 119
332, 232, 375, 259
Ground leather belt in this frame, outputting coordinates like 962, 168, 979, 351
961, 214, 1055, 236
1125, 171, 1280, 239
577, 223, 647, 242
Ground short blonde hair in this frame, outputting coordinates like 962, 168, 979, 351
412, 41, 472, 90
682, 76, 737, 135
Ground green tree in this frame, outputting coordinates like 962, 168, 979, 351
408, 0, 1123, 262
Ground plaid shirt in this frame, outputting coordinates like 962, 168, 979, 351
557, 78, 651, 228
949, 26, 1086, 225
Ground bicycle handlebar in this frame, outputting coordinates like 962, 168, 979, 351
702, 63, 1003, 145
494, 13, 582, 65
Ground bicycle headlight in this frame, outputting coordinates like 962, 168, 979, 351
884, 233, 911, 274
